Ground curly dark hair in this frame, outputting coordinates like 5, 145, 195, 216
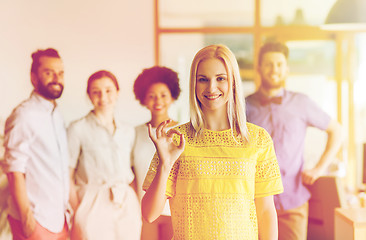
133, 66, 181, 105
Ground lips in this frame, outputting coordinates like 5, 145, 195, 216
205, 94, 222, 100
153, 105, 163, 110
48, 83, 63, 90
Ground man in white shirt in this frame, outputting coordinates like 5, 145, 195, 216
2, 48, 69, 240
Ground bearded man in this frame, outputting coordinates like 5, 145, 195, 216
245, 42, 343, 240
2, 48, 69, 240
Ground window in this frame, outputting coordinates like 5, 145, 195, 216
155, 0, 363, 189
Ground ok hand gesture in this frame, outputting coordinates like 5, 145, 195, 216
148, 120, 185, 171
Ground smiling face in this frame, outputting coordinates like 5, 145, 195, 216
88, 76, 119, 112
143, 82, 174, 117
31, 56, 64, 100
258, 52, 289, 90
195, 57, 230, 114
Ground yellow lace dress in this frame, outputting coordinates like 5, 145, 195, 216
143, 122, 283, 240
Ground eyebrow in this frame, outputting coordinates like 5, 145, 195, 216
41, 68, 55, 71
197, 73, 227, 77
41, 68, 64, 73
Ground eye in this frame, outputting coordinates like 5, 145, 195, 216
197, 77, 207, 82
217, 76, 226, 81
43, 70, 53, 76
264, 63, 272, 68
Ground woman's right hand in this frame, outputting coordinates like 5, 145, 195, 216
148, 120, 185, 172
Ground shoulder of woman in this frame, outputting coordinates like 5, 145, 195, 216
115, 119, 135, 132
170, 122, 190, 132
245, 122, 273, 148
134, 123, 148, 131
67, 114, 90, 132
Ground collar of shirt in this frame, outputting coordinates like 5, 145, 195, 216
30, 91, 57, 113
255, 89, 285, 106
86, 111, 121, 131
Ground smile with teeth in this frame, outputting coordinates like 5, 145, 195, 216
205, 94, 222, 100
154, 106, 163, 110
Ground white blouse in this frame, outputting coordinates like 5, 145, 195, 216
67, 112, 141, 240
68, 112, 135, 187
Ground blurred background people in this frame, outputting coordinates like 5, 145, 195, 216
68, 70, 141, 240
132, 66, 181, 240
246, 41, 343, 240
2, 48, 69, 240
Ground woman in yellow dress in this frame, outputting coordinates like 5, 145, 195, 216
141, 44, 284, 240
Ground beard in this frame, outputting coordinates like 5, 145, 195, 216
37, 82, 64, 100
260, 75, 286, 90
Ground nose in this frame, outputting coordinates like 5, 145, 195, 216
208, 79, 217, 91
52, 72, 63, 83
272, 64, 280, 73
155, 96, 162, 105
100, 91, 108, 101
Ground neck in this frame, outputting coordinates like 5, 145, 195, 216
202, 108, 230, 131
34, 90, 57, 106
259, 86, 283, 98
93, 109, 114, 126
149, 113, 171, 128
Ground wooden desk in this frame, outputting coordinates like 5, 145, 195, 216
335, 208, 366, 240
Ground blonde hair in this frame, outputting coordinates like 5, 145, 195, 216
189, 44, 248, 142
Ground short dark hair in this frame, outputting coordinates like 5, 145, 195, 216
258, 42, 289, 66
31, 48, 61, 73
133, 66, 181, 105
87, 70, 119, 94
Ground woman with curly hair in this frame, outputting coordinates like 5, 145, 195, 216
132, 66, 181, 240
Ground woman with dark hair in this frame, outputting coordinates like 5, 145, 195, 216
132, 66, 181, 240
68, 70, 141, 240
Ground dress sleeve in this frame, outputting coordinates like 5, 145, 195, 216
67, 123, 81, 169
130, 128, 137, 168
254, 128, 284, 198
2, 111, 32, 173
142, 130, 181, 198
129, 126, 136, 168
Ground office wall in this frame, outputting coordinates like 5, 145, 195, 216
0, 0, 154, 129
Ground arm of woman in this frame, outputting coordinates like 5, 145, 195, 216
129, 172, 138, 194
69, 167, 79, 212
141, 120, 184, 223
141, 164, 171, 222
255, 195, 278, 240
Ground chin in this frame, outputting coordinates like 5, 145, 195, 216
97, 106, 113, 111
